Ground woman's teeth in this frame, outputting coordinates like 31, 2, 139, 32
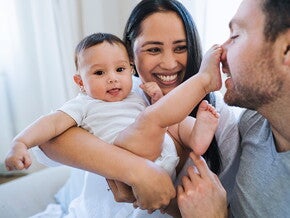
156, 74, 177, 82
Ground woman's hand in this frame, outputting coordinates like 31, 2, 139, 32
130, 160, 176, 211
177, 152, 227, 218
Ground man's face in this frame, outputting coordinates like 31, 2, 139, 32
221, 0, 284, 110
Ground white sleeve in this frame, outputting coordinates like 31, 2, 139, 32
58, 94, 86, 126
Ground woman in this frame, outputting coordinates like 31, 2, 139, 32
36, 0, 240, 217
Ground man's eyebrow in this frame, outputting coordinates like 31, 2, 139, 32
229, 20, 233, 30
229, 18, 243, 31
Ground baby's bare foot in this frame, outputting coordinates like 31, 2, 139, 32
190, 100, 219, 155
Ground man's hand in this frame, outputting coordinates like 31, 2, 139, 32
177, 152, 227, 218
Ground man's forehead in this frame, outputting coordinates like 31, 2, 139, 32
228, 0, 262, 30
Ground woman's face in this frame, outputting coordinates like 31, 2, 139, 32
133, 11, 187, 95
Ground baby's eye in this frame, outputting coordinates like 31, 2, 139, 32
116, 67, 125, 72
94, 71, 104, 75
175, 45, 187, 53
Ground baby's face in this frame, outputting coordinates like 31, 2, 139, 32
77, 42, 133, 102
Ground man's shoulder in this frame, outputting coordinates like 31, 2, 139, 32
238, 109, 265, 137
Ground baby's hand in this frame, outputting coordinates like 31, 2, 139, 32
140, 82, 163, 104
5, 141, 32, 171
199, 44, 223, 93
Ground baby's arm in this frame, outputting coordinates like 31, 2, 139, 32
140, 82, 163, 104
178, 100, 219, 155
5, 111, 76, 170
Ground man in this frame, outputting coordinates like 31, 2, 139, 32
178, 0, 290, 217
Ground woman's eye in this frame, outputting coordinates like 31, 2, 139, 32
175, 45, 187, 53
94, 71, 104, 75
116, 67, 125, 72
147, 47, 161, 54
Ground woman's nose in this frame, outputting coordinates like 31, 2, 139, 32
160, 52, 178, 70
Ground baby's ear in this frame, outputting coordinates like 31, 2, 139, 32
73, 74, 83, 87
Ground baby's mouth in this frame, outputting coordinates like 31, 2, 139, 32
107, 88, 121, 95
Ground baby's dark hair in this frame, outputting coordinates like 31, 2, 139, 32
74, 33, 126, 71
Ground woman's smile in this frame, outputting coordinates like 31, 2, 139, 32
155, 73, 178, 83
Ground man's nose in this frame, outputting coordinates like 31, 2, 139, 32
220, 41, 228, 63
220, 42, 229, 73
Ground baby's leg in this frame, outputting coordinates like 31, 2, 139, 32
114, 112, 167, 161
189, 100, 219, 156
114, 82, 165, 161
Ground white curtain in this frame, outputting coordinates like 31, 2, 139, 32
180, 0, 242, 51
0, 0, 137, 163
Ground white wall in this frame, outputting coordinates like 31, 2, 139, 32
0, 73, 15, 162
180, 0, 242, 50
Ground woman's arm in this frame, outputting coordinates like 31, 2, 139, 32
39, 127, 175, 210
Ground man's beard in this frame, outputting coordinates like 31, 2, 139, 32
224, 47, 283, 110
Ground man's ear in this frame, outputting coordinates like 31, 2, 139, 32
284, 45, 290, 65
283, 29, 290, 65
73, 74, 83, 87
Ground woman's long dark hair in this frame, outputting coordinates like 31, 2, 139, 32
123, 0, 222, 174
